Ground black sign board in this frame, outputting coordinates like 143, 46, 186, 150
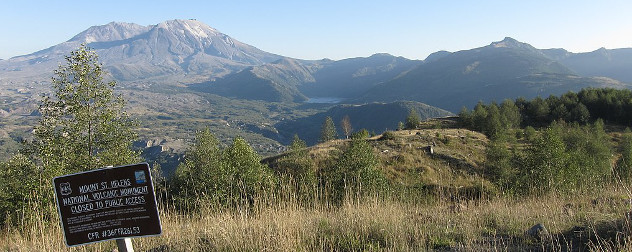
53, 163, 162, 247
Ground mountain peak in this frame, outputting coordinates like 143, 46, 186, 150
501, 36, 519, 42
486, 37, 542, 54
490, 37, 526, 48
154, 19, 219, 38
0, 19, 282, 83
424, 50, 451, 63
70, 22, 150, 43
369, 53, 395, 58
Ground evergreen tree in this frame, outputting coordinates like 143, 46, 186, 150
570, 103, 590, 124
289, 134, 307, 151
472, 102, 488, 132
484, 102, 503, 139
28, 45, 138, 175
458, 107, 473, 129
278, 134, 313, 179
525, 97, 550, 126
405, 108, 421, 129
1, 45, 139, 226
320, 116, 338, 142
499, 99, 521, 129
550, 103, 570, 122
397, 121, 405, 131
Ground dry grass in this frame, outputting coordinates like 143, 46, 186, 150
3, 183, 632, 251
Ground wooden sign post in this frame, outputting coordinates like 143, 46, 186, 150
116, 238, 134, 252
53, 163, 162, 248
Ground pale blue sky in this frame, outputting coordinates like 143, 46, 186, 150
1, 0, 631, 60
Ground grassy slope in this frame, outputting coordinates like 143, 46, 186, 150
4, 187, 631, 251
3, 119, 632, 251
274, 118, 490, 194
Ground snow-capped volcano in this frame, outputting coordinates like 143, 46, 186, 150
0, 19, 282, 83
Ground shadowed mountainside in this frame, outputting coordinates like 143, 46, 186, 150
275, 101, 453, 145
356, 37, 630, 112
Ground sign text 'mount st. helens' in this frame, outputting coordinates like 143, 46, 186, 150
53, 163, 162, 247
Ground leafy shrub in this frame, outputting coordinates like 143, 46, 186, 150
170, 130, 275, 210
319, 139, 387, 204
275, 135, 316, 204
616, 129, 632, 179
222, 137, 275, 206
513, 121, 612, 194
379, 131, 396, 141
351, 129, 370, 140
0, 154, 39, 226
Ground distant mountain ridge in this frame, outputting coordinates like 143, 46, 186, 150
0, 19, 281, 84
196, 35, 631, 109
303, 53, 419, 98
195, 53, 420, 102
1, 20, 631, 113
357, 37, 630, 112
542, 47, 632, 83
